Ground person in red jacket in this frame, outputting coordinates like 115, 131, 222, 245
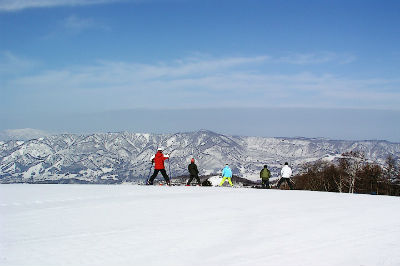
147, 148, 170, 185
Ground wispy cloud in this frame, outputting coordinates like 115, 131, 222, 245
0, 0, 123, 11
4, 54, 399, 111
0, 51, 37, 74
276, 52, 356, 65
62, 15, 109, 33
64, 15, 95, 31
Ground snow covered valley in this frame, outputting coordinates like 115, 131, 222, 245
1, 185, 399, 266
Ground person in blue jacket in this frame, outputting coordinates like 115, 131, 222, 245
219, 164, 233, 187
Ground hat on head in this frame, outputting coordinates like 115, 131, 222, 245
284, 162, 288, 165
157, 147, 163, 151
191, 158, 195, 163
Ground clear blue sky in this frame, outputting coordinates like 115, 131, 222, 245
1, 0, 399, 141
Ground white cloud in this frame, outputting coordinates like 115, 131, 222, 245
0, 0, 122, 11
64, 15, 95, 31
61, 15, 110, 33
0, 51, 37, 74
5, 55, 400, 111
277, 52, 356, 65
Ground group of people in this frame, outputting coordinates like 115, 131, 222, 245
259, 163, 294, 189
146, 148, 294, 189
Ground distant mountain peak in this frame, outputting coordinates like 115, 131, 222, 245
0, 128, 51, 141
0, 131, 399, 184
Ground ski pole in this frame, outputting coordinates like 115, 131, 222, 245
168, 158, 172, 179
276, 174, 282, 189
169, 150, 175, 178
146, 163, 153, 185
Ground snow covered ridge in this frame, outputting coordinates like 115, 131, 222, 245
0, 130, 399, 183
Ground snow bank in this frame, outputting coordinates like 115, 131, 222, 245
208, 175, 222, 186
1, 185, 399, 266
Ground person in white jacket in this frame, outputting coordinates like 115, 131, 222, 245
277, 162, 294, 190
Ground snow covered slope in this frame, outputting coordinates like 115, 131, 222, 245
0, 130, 399, 183
1, 185, 399, 266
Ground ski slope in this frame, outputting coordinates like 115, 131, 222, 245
1, 185, 399, 266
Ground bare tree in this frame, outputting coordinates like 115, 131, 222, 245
293, 154, 399, 196
338, 151, 366, 193
385, 155, 399, 181
383, 155, 400, 195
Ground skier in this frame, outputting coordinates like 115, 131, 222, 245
147, 147, 171, 185
277, 162, 294, 190
187, 158, 201, 186
219, 164, 233, 187
260, 165, 271, 189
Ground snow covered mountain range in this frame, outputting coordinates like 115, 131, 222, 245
0, 130, 399, 184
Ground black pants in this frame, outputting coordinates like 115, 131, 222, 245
261, 179, 270, 189
148, 169, 169, 184
187, 174, 201, 185
277, 178, 294, 190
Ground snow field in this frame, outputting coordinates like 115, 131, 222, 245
1, 185, 399, 266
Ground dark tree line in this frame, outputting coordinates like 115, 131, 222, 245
293, 151, 400, 196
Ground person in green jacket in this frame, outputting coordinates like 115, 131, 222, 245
260, 165, 271, 189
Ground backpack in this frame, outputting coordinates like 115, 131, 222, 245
201, 180, 212, 186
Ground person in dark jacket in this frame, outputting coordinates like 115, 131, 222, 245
187, 158, 201, 186
260, 165, 271, 189
147, 147, 170, 185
